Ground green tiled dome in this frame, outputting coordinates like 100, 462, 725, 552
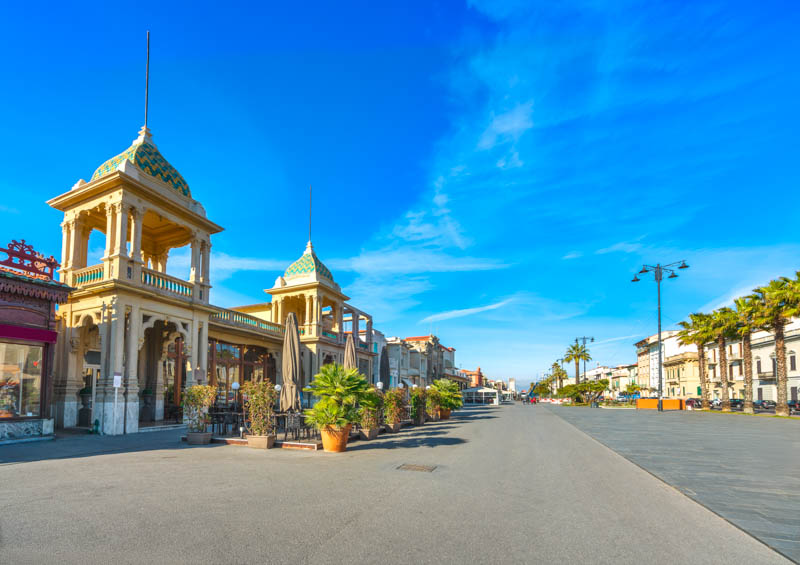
91, 128, 190, 197
284, 242, 334, 283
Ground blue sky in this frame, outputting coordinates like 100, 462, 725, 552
2, 1, 799, 389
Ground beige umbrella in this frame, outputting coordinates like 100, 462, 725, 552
280, 312, 302, 412
344, 333, 358, 372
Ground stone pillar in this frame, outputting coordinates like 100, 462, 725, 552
129, 207, 143, 284
110, 203, 129, 281
198, 320, 209, 384
189, 237, 200, 283
103, 206, 115, 278
124, 304, 140, 433
366, 317, 373, 351
68, 218, 83, 272
60, 220, 71, 275
188, 317, 199, 389
305, 295, 312, 327
97, 301, 126, 435
352, 311, 359, 345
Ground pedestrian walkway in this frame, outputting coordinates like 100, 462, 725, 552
546, 404, 800, 562
0, 405, 790, 564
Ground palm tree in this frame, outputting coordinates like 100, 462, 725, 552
565, 342, 591, 384
710, 308, 738, 412
551, 361, 565, 390
677, 312, 714, 409
752, 277, 800, 417
733, 296, 760, 414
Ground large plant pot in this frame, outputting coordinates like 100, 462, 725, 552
439, 408, 451, 420
246, 434, 276, 449
384, 422, 402, 433
186, 431, 212, 445
320, 425, 351, 452
359, 428, 379, 441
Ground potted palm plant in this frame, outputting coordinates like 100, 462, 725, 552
431, 379, 462, 419
242, 381, 277, 449
183, 384, 216, 445
358, 387, 383, 440
382, 388, 406, 432
304, 363, 369, 452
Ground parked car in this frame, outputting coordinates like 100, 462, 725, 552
757, 400, 777, 411
685, 398, 703, 409
729, 399, 744, 410
710, 398, 722, 408
787, 400, 799, 413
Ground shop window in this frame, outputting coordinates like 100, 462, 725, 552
0, 341, 43, 418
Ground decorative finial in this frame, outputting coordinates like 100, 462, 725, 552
308, 184, 313, 246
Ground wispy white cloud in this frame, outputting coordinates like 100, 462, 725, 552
420, 298, 514, 324
596, 240, 644, 255
478, 101, 534, 150
592, 334, 643, 348
562, 251, 582, 260
328, 247, 508, 276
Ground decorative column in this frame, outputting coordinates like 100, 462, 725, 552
189, 236, 201, 283
60, 220, 71, 274
68, 218, 82, 272
110, 202, 129, 281
129, 207, 143, 283
198, 320, 209, 384
103, 206, 114, 279
124, 304, 140, 433
98, 300, 126, 435
305, 295, 312, 328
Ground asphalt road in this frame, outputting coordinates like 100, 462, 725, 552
0, 405, 790, 564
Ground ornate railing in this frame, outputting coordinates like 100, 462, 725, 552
323, 330, 338, 340
210, 308, 285, 338
358, 341, 369, 350
71, 264, 104, 287
141, 267, 193, 298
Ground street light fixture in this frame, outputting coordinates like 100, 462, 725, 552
631, 260, 689, 412
575, 336, 594, 383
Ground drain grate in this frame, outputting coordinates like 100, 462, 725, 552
397, 463, 437, 472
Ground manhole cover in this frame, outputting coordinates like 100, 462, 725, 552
397, 464, 437, 472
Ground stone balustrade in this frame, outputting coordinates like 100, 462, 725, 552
210, 308, 285, 337
71, 264, 104, 287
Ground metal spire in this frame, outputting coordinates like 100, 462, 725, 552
308, 184, 312, 244
144, 31, 150, 129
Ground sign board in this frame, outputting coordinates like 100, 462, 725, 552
113, 372, 122, 388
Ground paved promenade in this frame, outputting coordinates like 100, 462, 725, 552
0, 405, 791, 564
546, 404, 800, 561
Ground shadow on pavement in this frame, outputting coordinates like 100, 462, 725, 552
0, 430, 214, 465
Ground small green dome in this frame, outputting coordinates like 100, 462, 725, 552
91, 127, 190, 197
284, 242, 334, 283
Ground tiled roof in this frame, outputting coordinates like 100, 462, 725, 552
91, 128, 190, 196
284, 242, 334, 283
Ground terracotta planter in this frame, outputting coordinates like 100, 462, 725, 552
359, 428, 379, 440
384, 422, 402, 433
320, 425, 351, 452
439, 408, 451, 420
246, 434, 276, 449
186, 431, 212, 445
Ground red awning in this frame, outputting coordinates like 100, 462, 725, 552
0, 323, 58, 343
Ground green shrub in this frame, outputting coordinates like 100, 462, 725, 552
431, 379, 463, 410
182, 385, 216, 432
242, 381, 277, 436
383, 388, 407, 425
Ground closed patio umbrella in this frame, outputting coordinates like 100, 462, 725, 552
344, 333, 358, 372
379, 346, 390, 389
280, 312, 302, 412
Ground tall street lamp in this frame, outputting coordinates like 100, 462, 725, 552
632, 260, 689, 412
575, 336, 594, 383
